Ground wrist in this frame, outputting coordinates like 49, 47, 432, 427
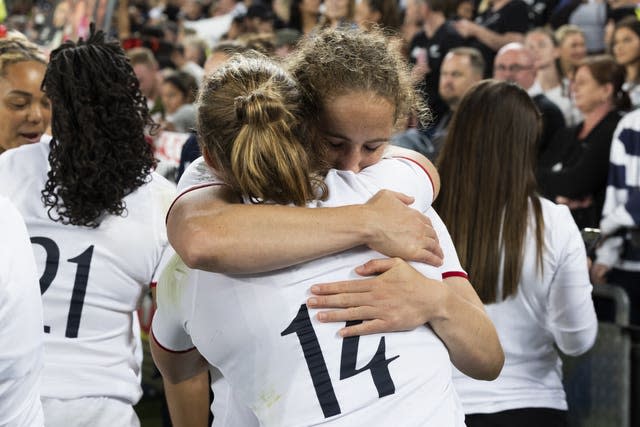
358, 203, 381, 249
422, 278, 450, 325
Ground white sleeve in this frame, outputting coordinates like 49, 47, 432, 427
358, 157, 434, 209
176, 156, 225, 193
425, 208, 467, 279
547, 208, 598, 356
151, 249, 195, 352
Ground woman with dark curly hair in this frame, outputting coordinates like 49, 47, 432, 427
0, 26, 175, 426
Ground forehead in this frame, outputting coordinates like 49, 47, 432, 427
322, 92, 395, 134
495, 49, 529, 64
525, 32, 552, 44
443, 54, 471, 70
615, 27, 639, 39
0, 61, 46, 94
561, 33, 584, 45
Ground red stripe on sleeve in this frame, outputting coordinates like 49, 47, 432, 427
391, 156, 435, 198
151, 327, 197, 354
442, 271, 469, 280
149, 281, 157, 289
165, 182, 225, 224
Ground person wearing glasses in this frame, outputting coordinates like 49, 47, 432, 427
493, 42, 566, 162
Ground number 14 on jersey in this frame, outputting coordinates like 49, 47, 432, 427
281, 303, 399, 418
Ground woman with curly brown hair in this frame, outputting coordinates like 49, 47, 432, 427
0, 26, 174, 426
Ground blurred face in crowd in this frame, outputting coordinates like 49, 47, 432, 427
161, 81, 187, 115
456, 0, 474, 20
300, 0, 322, 14
0, 61, 51, 153
524, 31, 557, 70
572, 65, 612, 114
133, 63, 159, 100
439, 53, 482, 110
494, 47, 536, 90
321, 91, 394, 172
355, 0, 380, 29
324, 0, 351, 22
204, 51, 231, 75
558, 33, 587, 69
613, 27, 640, 68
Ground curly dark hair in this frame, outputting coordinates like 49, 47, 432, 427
41, 25, 157, 228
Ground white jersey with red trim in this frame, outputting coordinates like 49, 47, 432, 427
154, 158, 466, 426
0, 140, 175, 404
0, 196, 45, 427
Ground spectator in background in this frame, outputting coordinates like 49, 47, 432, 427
161, 70, 198, 133
555, 24, 587, 80
355, 0, 402, 33
454, 0, 530, 76
612, 16, 640, 109
437, 78, 597, 427
183, 36, 209, 68
592, 108, 640, 327
0, 32, 50, 155
538, 56, 629, 229
431, 47, 484, 156
245, 3, 276, 33
170, 43, 205, 85
494, 43, 566, 163
128, 47, 164, 118
549, 0, 606, 53
319, 0, 356, 28
453, 0, 475, 20
288, 0, 321, 34
407, 0, 465, 126
274, 28, 302, 58
525, 27, 580, 126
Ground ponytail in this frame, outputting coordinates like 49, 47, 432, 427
231, 88, 318, 205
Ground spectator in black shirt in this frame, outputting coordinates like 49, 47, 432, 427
454, 0, 530, 76
407, 0, 465, 125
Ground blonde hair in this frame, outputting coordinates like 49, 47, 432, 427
197, 53, 327, 206
0, 33, 46, 77
554, 24, 585, 45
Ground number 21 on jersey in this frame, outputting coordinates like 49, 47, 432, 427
282, 303, 399, 418
30, 236, 94, 338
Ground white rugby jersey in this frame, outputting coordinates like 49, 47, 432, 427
154, 158, 466, 426
0, 140, 175, 404
0, 196, 44, 427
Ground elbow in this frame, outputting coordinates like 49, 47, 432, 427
558, 323, 598, 357
477, 344, 505, 381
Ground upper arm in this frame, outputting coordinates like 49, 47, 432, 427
166, 185, 237, 268
385, 145, 441, 199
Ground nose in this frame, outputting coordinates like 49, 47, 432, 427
27, 103, 43, 124
336, 150, 363, 173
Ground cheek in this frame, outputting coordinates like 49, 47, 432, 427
362, 149, 384, 169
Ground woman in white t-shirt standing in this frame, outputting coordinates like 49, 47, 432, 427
436, 80, 598, 427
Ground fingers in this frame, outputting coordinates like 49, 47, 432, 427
387, 190, 414, 206
354, 258, 400, 276
315, 306, 375, 323
416, 249, 444, 267
338, 319, 390, 338
310, 279, 373, 295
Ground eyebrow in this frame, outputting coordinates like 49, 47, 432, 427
6, 90, 34, 98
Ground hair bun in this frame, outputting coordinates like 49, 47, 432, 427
234, 90, 286, 127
